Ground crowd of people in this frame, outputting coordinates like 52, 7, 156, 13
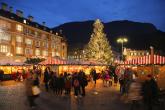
43, 67, 88, 98
24, 66, 164, 109
116, 68, 162, 110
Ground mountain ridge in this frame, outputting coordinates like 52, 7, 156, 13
52, 20, 165, 53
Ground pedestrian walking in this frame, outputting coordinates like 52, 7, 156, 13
72, 73, 81, 98
44, 67, 50, 92
142, 74, 159, 110
79, 70, 88, 96
128, 76, 142, 110
25, 72, 40, 108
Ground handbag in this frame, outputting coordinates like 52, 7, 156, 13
32, 86, 41, 95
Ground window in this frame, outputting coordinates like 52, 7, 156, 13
0, 45, 10, 53
23, 20, 26, 24
25, 38, 32, 45
16, 35, 23, 42
25, 48, 32, 55
0, 32, 11, 41
16, 47, 23, 54
16, 24, 23, 32
52, 51, 55, 57
34, 31, 38, 36
51, 43, 55, 48
28, 29, 32, 34
42, 50, 48, 56
56, 52, 60, 56
35, 49, 40, 56
0, 20, 11, 29
43, 41, 48, 48
42, 34, 46, 39
35, 41, 40, 47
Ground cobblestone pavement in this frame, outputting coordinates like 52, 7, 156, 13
0, 80, 162, 110
0, 81, 30, 110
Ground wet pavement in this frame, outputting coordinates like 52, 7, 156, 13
0, 80, 163, 110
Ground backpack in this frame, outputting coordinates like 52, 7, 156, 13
73, 79, 79, 87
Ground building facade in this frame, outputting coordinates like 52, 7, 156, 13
123, 48, 149, 60
0, 3, 67, 62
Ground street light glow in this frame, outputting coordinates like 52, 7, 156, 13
117, 37, 128, 61
117, 38, 128, 43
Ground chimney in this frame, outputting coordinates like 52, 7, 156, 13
28, 15, 33, 21
16, 10, 23, 17
1, 2, 8, 10
42, 22, 46, 26
9, 6, 13, 13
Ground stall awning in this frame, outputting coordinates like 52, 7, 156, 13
0, 59, 27, 66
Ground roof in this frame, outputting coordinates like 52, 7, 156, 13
0, 9, 52, 33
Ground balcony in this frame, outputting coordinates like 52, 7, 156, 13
0, 39, 11, 44
35, 44, 40, 48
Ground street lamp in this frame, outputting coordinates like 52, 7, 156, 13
150, 46, 154, 74
117, 37, 128, 61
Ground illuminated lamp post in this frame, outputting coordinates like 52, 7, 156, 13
150, 46, 154, 74
117, 37, 128, 61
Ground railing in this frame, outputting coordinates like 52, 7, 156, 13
0, 39, 11, 44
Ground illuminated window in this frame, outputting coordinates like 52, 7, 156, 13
16, 24, 23, 32
34, 31, 38, 36
0, 20, 11, 29
42, 50, 48, 56
16, 35, 23, 42
43, 41, 48, 48
25, 48, 32, 55
56, 52, 59, 56
16, 47, 23, 54
0, 45, 10, 53
23, 20, 26, 24
0, 32, 11, 41
35, 49, 40, 56
25, 38, 32, 45
52, 51, 55, 57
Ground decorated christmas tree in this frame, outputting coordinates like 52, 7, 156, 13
84, 19, 113, 64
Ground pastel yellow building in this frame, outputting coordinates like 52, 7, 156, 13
0, 3, 67, 62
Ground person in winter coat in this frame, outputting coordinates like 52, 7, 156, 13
25, 72, 37, 108
44, 68, 50, 92
142, 74, 159, 110
64, 75, 72, 95
128, 77, 142, 110
78, 71, 88, 96
72, 73, 80, 98
90, 69, 97, 85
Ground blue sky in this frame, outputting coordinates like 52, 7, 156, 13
1, 0, 165, 31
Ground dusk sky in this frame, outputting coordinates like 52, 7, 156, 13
1, 0, 165, 31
